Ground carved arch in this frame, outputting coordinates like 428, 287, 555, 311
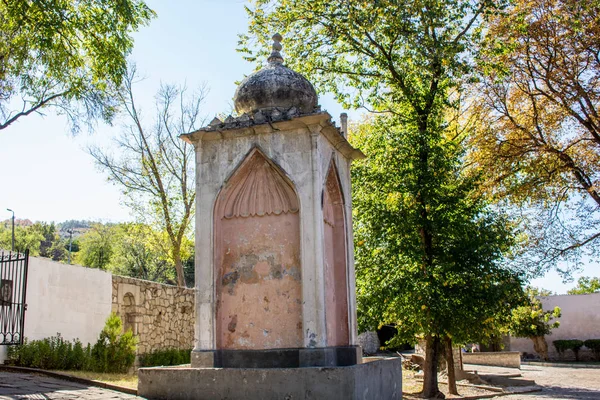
217, 148, 299, 219
213, 147, 303, 350
323, 159, 350, 346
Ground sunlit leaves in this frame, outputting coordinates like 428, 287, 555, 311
0, 0, 155, 132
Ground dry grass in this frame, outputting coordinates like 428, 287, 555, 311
50, 370, 138, 389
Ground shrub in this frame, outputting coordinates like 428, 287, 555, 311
91, 313, 138, 373
553, 339, 585, 361
138, 348, 192, 367
6, 334, 92, 370
7, 313, 137, 373
584, 339, 600, 361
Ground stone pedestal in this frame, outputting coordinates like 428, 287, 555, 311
138, 357, 402, 400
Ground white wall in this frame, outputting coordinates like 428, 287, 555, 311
1, 257, 112, 362
510, 292, 600, 359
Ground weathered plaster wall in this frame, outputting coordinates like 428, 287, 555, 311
112, 275, 195, 355
24, 257, 113, 344
509, 293, 600, 360
0, 257, 112, 363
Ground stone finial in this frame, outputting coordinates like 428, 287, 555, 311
267, 33, 284, 64
340, 113, 348, 138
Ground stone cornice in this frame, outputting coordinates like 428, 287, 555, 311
180, 112, 365, 161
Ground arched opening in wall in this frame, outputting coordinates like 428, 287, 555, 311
122, 292, 137, 335
323, 160, 350, 346
214, 148, 302, 350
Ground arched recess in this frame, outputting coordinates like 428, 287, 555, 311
214, 148, 302, 350
122, 292, 138, 335
323, 160, 350, 346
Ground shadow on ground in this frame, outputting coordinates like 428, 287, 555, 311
525, 386, 600, 399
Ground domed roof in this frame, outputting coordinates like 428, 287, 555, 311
234, 34, 318, 115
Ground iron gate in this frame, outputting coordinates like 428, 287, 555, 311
0, 249, 29, 345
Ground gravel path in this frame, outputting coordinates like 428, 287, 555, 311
482, 364, 600, 400
0, 371, 142, 400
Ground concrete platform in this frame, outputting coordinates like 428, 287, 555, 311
138, 357, 402, 400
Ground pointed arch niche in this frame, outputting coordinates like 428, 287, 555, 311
323, 161, 350, 346
214, 148, 302, 350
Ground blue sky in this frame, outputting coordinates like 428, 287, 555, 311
0, 0, 595, 292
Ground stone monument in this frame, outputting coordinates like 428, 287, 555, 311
138, 34, 402, 400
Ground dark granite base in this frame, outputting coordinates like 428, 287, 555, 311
191, 346, 361, 368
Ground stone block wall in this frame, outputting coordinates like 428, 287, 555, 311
111, 275, 195, 355
462, 351, 521, 369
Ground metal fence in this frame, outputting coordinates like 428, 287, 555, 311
0, 249, 29, 345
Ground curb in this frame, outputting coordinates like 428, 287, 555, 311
0, 365, 138, 396
522, 361, 600, 369
404, 387, 542, 400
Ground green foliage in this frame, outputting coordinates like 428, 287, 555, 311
90, 313, 137, 373
108, 223, 191, 285
240, 0, 501, 113
0, 0, 155, 132
553, 339, 584, 361
6, 334, 92, 371
567, 277, 600, 295
352, 116, 525, 348
7, 314, 136, 373
76, 224, 116, 269
138, 348, 192, 367
584, 339, 600, 360
0, 224, 44, 255
510, 291, 561, 338
527, 287, 555, 297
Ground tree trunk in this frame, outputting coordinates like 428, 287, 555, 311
531, 336, 549, 361
173, 247, 186, 287
422, 335, 444, 398
445, 337, 458, 395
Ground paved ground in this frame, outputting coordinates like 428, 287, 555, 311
0, 371, 142, 400
2, 364, 600, 399
476, 364, 600, 400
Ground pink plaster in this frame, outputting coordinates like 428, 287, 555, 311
214, 150, 302, 350
323, 163, 350, 346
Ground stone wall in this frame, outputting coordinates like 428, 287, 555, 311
509, 293, 600, 361
463, 351, 521, 369
111, 276, 195, 355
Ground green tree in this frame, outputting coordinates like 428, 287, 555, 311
76, 224, 116, 270
108, 223, 193, 285
509, 288, 561, 361
242, 0, 511, 396
470, 0, 600, 274
352, 116, 524, 395
90, 66, 205, 287
567, 277, 600, 295
0, 224, 43, 255
91, 313, 137, 373
0, 0, 155, 132
31, 222, 66, 261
